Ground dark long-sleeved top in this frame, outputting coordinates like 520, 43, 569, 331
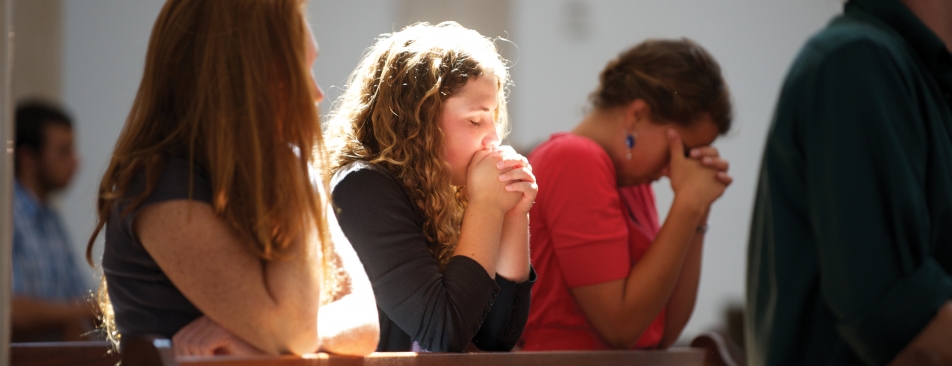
331, 160, 534, 352
747, 0, 952, 365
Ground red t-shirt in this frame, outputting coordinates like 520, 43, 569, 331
521, 133, 664, 350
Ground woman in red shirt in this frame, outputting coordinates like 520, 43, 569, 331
522, 38, 733, 350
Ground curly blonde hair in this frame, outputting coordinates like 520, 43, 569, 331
325, 22, 510, 267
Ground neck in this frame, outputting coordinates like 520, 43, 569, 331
903, 0, 952, 51
573, 108, 626, 153
16, 173, 49, 204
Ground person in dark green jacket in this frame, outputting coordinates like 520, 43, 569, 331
747, 0, 952, 365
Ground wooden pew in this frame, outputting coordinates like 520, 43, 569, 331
9, 334, 742, 366
692, 331, 747, 366
120, 336, 708, 366
10, 341, 120, 366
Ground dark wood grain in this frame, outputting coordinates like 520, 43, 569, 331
11, 341, 119, 366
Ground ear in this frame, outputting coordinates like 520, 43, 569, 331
626, 99, 653, 128
15, 147, 38, 174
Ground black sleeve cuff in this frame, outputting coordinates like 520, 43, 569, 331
472, 265, 536, 351
433, 255, 500, 352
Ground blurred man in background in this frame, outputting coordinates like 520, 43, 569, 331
12, 101, 94, 341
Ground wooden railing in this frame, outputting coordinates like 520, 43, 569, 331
10, 341, 119, 366
10, 333, 743, 366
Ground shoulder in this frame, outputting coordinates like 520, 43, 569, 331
12, 183, 39, 223
811, 14, 901, 52
530, 133, 606, 161
529, 133, 620, 212
529, 133, 613, 174
788, 15, 914, 88
331, 161, 408, 204
330, 161, 420, 222
331, 160, 400, 193
128, 157, 213, 206
772, 14, 922, 137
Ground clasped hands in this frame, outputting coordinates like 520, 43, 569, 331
465, 145, 538, 217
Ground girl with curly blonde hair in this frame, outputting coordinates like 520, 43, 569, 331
325, 21, 537, 352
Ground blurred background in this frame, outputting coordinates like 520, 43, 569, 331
9, 0, 842, 345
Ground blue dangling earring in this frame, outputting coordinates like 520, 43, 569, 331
625, 133, 636, 160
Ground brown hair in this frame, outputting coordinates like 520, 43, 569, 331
325, 22, 510, 267
590, 38, 732, 133
86, 0, 337, 345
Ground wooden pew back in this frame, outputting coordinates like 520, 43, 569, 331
9, 334, 741, 366
121, 336, 707, 366
10, 341, 119, 366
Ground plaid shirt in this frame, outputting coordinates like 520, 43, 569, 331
12, 181, 88, 300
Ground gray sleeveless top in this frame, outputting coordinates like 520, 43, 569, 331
102, 158, 211, 341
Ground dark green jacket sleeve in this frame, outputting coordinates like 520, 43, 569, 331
794, 40, 952, 365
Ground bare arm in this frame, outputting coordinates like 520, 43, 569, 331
497, 213, 530, 282
660, 149, 733, 347
137, 200, 320, 355
659, 224, 705, 348
495, 146, 536, 283
316, 212, 380, 356
570, 199, 705, 348
170, 208, 378, 357
660, 150, 732, 347
569, 131, 729, 349
454, 148, 523, 278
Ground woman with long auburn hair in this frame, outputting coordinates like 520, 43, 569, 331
323, 22, 537, 352
85, 0, 378, 356
521, 39, 733, 350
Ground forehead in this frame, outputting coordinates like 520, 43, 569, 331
42, 123, 74, 145
451, 74, 498, 103
303, 17, 318, 51
677, 114, 719, 148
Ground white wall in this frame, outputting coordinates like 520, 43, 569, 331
59, 0, 397, 285
309, 0, 397, 116
61, 0, 165, 285
508, 0, 842, 342
56, 0, 843, 345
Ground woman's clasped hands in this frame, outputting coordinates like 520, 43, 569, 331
666, 129, 732, 209
466, 145, 538, 216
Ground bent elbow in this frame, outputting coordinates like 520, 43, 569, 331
315, 294, 381, 355
355, 322, 381, 355
282, 322, 320, 356
347, 325, 380, 356
604, 335, 637, 350
598, 325, 646, 350
322, 322, 380, 356
263, 309, 318, 355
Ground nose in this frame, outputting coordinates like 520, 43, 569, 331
311, 72, 324, 104
483, 123, 501, 148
